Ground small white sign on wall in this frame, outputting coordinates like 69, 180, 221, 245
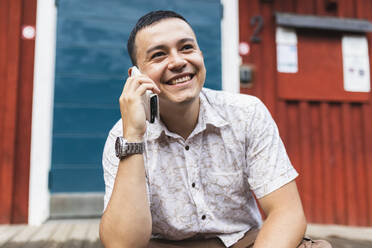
276, 27, 298, 73
342, 35, 371, 92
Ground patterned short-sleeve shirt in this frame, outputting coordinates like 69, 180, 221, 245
102, 88, 298, 247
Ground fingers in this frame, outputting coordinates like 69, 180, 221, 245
119, 73, 161, 109
127, 75, 160, 94
136, 83, 160, 96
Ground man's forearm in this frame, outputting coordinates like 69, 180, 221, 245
100, 154, 152, 248
253, 208, 306, 248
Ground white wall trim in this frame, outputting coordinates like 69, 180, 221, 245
28, 0, 57, 225
221, 0, 240, 93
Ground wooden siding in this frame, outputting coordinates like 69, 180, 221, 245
0, 0, 37, 224
239, 0, 372, 226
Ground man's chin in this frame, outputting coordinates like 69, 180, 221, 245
160, 94, 199, 107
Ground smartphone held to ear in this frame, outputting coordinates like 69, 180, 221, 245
130, 66, 159, 123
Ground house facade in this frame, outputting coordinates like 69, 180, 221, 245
1, 0, 372, 227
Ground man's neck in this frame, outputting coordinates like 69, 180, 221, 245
159, 98, 200, 140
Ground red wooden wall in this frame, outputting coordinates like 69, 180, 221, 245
239, 0, 372, 226
0, 0, 37, 224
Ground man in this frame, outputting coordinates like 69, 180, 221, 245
99, 10, 328, 248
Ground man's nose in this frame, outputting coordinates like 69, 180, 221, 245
168, 52, 186, 71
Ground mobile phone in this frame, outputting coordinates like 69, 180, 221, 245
130, 66, 159, 123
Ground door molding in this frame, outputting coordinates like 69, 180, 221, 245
221, 0, 240, 93
28, 0, 57, 225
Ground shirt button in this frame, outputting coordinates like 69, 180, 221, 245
201, 215, 206, 220
185, 145, 190, 150
192, 182, 195, 188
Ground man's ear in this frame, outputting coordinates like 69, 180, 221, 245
128, 67, 132, 76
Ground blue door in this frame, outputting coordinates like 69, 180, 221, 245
50, 0, 222, 193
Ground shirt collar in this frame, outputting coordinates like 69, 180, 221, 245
146, 88, 229, 141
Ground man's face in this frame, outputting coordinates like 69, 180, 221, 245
134, 18, 206, 107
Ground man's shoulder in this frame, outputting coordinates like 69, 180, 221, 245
201, 88, 262, 111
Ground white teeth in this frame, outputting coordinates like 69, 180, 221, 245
170, 75, 191, 85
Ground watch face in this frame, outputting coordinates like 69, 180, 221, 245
115, 137, 122, 158
115, 137, 143, 159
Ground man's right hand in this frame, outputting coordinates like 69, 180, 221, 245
101, 71, 158, 248
119, 70, 160, 141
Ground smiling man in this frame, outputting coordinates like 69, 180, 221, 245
99, 10, 325, 248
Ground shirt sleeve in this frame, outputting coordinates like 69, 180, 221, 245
102, 125, 120, 212
245, 99, 298, 199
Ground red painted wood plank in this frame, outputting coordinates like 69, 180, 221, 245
338, 0, 356, 18
0, 0, 8, 112
315, 0, 329, 16
0, 0, 22, 224
286, 102, 303, 196
0, 0, 9, 144
296, 0, 316, 14
351, 104, 368, 226
11, 0, 38, 224
320, 103, 334, 224
362, 103, 372, 225
310, 103, 323, 223
260, 3, 277, 116
0, 0, 9, 224
355, 0, 369, 19
341, 103, 358, 225
276, 101, 287, 147
299, 102, 313, 221
329, 103, 346, 224
277, 0, 296, 12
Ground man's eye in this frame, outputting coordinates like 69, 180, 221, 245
151, 52, 165, 59
181, 44, 194, 50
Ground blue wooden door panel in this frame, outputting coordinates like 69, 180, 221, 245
56, 47, 129, 75
52, 107, 120, 134
57, 18, 132, 46
52, 137, 105, 165
49, 168, 104, 192
54, 76, 121, 105
50, 0, 222, 193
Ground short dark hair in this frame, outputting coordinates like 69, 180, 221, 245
127, 10, 190, 65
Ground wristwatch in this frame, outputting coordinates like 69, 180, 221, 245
115, 137, 144, 159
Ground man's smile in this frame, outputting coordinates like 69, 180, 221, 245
164, 73, 195, 85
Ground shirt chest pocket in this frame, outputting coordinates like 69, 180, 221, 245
203, 171, 245, 204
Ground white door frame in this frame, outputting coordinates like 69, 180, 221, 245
28, 0, 57, 225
